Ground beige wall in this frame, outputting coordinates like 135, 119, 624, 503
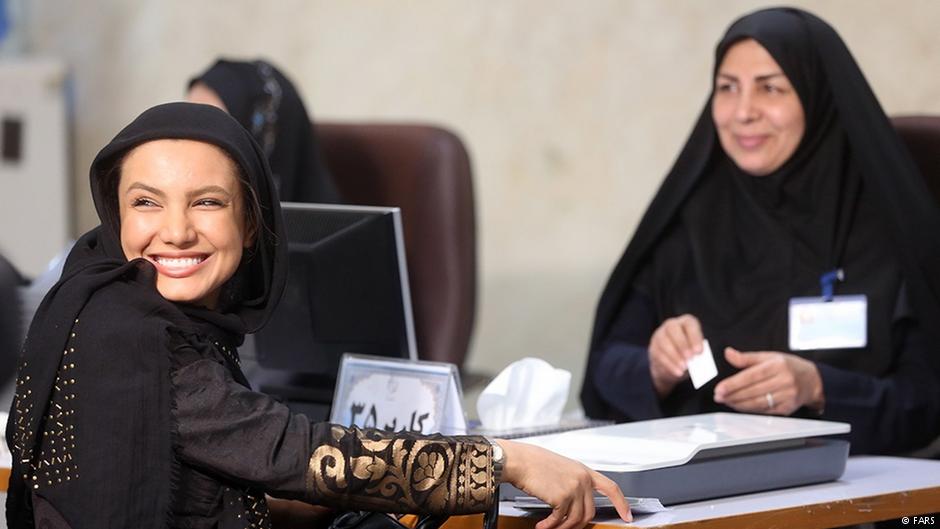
22, 0, 940, 412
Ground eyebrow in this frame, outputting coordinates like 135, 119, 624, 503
189, 185, 234, 199
125, 182, 165, 197
124, 182, 234, 199
716, 72, 786, 82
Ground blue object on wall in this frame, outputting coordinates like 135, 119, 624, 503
0, 0, 9, 42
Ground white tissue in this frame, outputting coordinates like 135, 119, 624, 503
476, 357, 571, 430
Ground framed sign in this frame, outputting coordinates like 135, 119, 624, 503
330, 354, 467, 435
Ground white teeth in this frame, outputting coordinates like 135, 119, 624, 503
154, 257, 204, 268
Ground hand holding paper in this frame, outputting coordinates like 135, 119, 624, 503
648, 314, 705, 396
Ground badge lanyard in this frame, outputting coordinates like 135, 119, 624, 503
817, 178, 862, 300
820, 268, 844, 301
787, 186, 867, 351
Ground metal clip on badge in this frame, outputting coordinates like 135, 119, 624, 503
819, 268, 844, 302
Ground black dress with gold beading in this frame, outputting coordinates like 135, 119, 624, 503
8, 280, 495, 529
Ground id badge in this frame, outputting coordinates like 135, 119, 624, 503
789, 295, 867, 351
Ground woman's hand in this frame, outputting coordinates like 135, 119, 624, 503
648, 314, 705, 397
498, 440, 632, 529
713, 347, 825, 415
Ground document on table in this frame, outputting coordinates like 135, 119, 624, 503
513, 495, 668, 514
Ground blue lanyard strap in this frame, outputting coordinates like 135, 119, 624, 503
820, 268, 844, 301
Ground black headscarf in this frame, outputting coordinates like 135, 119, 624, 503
581, 8, 940, 419
189, 58, 342, 204
6, 102, 287, 527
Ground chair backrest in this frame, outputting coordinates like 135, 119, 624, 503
891, 115, 940, 205
315, 122, 476, 369
891, 115, 940, 459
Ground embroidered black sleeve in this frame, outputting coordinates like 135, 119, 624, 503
305, 424, 495, 515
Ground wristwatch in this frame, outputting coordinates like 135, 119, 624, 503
485, 437, 505, 484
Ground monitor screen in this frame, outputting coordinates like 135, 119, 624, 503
253, 202, 417, 401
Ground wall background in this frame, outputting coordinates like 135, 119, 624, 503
11, 0, 940, 412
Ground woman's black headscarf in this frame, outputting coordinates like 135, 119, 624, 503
581, 8, 940, 419
6, 102, 287, 527
89, 101, 287, 335
189, 58, 342, 204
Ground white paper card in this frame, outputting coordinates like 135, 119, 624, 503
687, 339, 718, 389
513, 495, 667, 514
789, 295, 867, 351
331, 354, 467, 435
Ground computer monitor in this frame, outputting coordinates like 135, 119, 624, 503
253, 202, 418, 413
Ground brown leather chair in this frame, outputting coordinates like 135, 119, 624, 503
892, 115, 940, 205
315, 122, 476, 370
892, 115, 940, 459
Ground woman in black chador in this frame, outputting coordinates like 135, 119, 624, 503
581, 7, 940, 455
188, 58, 343, 204
6, 103, 631, 528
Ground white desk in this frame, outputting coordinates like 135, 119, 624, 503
448, 456, 940, 529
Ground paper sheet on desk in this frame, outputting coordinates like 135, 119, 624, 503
513, 495, 667, 514
519, 434, 695, 470
514, 412, 850, 472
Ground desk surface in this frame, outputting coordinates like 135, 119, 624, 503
1, 457, 937, 528
448, 456, 940, 529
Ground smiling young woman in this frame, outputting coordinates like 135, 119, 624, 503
5, 102, 631, 529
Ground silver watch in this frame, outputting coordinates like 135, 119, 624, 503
485, 437, 505, 484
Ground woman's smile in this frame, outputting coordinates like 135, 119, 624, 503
149, 253, 211, 278
733, 133, 770, 150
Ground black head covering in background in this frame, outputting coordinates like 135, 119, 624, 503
581, 8, 940, 419
189, 58, 342, 204
6, 102, 286, 527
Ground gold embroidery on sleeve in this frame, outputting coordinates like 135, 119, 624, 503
413, 451, 445, 492
307, 443, 348, 495
305, 426, 495, 515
